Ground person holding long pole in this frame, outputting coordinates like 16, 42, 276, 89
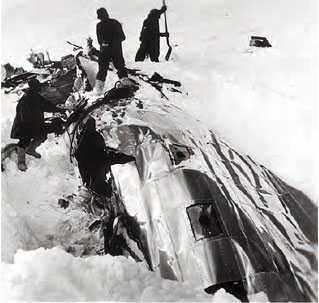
135, 4, 169, 62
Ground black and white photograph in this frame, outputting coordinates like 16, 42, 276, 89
1, 0, 317, 301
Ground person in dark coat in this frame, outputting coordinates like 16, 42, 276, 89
135, 5, 168, 62
95, 7, 131, 94
75, 118, 135, 197
10, 78, 64, 171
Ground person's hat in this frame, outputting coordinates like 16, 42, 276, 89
28, 78, 41, 90
97, 7, 109, 19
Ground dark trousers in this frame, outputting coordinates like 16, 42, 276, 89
96, 44, 128, 81
18, 132, 47, 148
135, 40, 160, 62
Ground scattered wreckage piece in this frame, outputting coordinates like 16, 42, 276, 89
27, 49, 48, 68
127, 69, 182, 99
40, 68, 76, 105
249, 36, 272, 48
1, 63, 25, 83
1, 63, 15, 80
65, 84, 317, 302
1, 71, 40, 90
2, 51, 77, 101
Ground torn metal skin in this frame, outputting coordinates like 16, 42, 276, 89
66, 80, 317, 302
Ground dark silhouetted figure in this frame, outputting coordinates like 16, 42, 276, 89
135, 5, 168, 62
75, 118, 135, 197
95, 7, 128, 94
10, 78, 65, 171
74, 118, 135, 256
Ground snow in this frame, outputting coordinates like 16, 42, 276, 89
1, 0, 317, 301
1, 247, 267, 301
2, 248, 212, 301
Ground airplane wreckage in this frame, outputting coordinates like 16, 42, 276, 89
1, 44, 318, 302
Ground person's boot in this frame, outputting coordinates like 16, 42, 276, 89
26, 140, 42, 158
93, 80, 105, 96
17, 147, 27, 171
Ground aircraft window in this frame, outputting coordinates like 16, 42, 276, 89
169, 144, 193, 165
187, 203, 222, 241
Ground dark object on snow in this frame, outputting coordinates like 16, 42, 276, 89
149, 72, 181, 87
249, 36, 272, 47
1, 72, 39, 89
58, 198, 70, 209
127, 69, 182, 99
66, 40, 83, 51
1, 63, 15, 80
135, 5, 168, 62
27, 50, 48, 68
61, 54, 77, 70
1, 63, 24, 82
96, 8, 128, 81
40, 68, 76, 105
2, 58, 75, 101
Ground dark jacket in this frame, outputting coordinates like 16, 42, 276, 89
75, 118, 135, 196
96, 18, 125, 47
140, 9, 163, 43
10, 90, 60, 139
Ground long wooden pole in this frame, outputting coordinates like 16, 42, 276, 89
163, 0, 172, 61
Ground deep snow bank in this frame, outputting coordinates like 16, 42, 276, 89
2, 248, 270, 302
1, 248, 213, 301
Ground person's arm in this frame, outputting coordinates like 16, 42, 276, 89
139, 20, 149, 42
38, 94, 66, 113
159, 32, 169, 37
158, 5, 168, 37
107, 149, 135, 166
114, 21, 125, 42
146, 9, 165, 37
96, 23, 103, 45
159, 5, 167, 15
18, 97, 30, 124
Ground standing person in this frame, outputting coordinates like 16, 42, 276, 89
95, 7, 132, 94
10, 78, 65, 171
135, 5, 168, 62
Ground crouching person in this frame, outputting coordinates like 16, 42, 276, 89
10, 78, 65, 171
